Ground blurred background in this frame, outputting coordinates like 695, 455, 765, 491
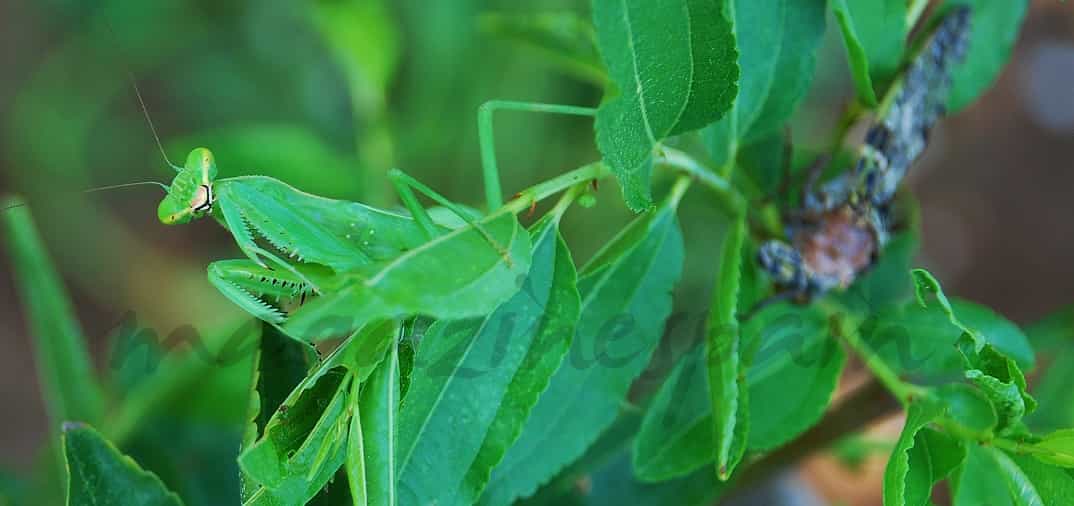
0, 0, 1071, 504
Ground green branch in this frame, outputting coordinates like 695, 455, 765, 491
828, 310, 928, 405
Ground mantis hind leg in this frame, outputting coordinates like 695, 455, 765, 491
477, 100, 596, 211
387, 168, 514, 264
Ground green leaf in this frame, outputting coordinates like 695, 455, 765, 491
865, 286, 1034, 381
943, 0, 1029, 112
952, 445, 1016, 506
251, 326, 319, 438
240, 373, 352, 505
631, 302, 844, 480
953, 445, 1074, 506
902, 428, 966, 506
934, 383, 997, 438
285, 210, 532, 340
355, 340, 400, 506
396, 218, 581, 505
479, 11, 606, 85
240, 322, 395, 504
592, 0, 737, 210
905, 429, 966, 505
704, 0, 826, 164
1, 199, 104, 428
481, 194, 685, 505
632, 345, 712, 482
960, 344, 1035, 436
63, 423, 183, 506
746, 303, 845, 451
240, 324, 319, 501
122, 418, 244, 506
830, 0, 907, 106
1024, 307, 1074, 432
909, 269, 1036, 433
538, 451, 726, 506
705, 216, 747, 480
344, 381, 367, 506
882, 400, 945, 506
1029, 429, 1074, 468
521, 412, 728, 506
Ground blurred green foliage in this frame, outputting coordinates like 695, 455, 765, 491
2, 1, 1063, 506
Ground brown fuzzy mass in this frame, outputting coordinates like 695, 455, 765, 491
795, 207, 876, 288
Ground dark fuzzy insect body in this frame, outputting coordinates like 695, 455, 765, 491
758, 6, 972, 299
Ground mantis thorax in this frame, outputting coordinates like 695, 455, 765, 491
158, 147, 218, 225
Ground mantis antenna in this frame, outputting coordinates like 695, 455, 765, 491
102, 18, 183, 172
0, 181, 171, 214
1, 19, 179, 216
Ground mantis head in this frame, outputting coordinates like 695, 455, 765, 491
158, 147, 219, 225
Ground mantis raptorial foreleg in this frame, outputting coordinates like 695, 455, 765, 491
207, 260, 319, 325
214, 189, 328, 294
477, 100, 597, 211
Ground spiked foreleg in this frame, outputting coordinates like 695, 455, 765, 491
208, 260, 318, 326
215, 194, 325, 293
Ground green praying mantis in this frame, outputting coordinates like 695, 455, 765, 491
145, 100, 609, 341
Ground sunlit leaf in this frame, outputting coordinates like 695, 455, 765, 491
592, 0, 738, 210
1029, 429, 1074, 468
953, 445, 1074, 506
883, 400, 961, 506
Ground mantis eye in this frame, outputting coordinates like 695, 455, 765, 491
191, 184, 214, 213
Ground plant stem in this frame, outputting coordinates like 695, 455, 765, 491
657, 146, 746, 217
549, 183, 582, 221
496, 145, 742, 220
906, 0, 931, 29
829, 311, 928, 405
499, 161, 609, 215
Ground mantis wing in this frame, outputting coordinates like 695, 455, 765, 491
284, 210, 532, 341
215, 176, 441, 273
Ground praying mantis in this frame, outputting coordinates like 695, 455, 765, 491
149, 100, 606, 341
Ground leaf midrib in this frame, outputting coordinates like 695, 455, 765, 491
397, 224, 554, 495
489, 212, 675, 484
620, 0, 657, 146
